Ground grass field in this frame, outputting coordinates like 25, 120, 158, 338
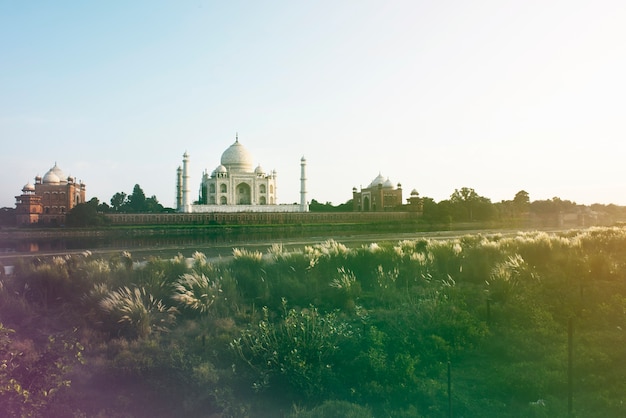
2, 226, 626, 417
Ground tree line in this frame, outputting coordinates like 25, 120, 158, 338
64, 184, 171, 227
313, 188, 626, 225
3, 184, 626, 228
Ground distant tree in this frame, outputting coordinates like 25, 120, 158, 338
419, 197, 446, 224
109, 186, 169, 213
450, 187, 479, 204
450, 187, 479, 222
309, 199, 353, 212
513, 190, 530, 207
435, 199, 453, 224
513, 190, 530, 213
530, 197, 577, 215
98, 201, 111, 213
449, 187, 495, 222
66, 198, 108, 227
0, 207, 16, 227
145, 195, 164, 213
110, 192, 127, 212
309, 199, 334, 212
127, 184, 147, 213
335, 199, 353, 211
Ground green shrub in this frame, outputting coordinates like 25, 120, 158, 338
231, 299, 353, 400
0, 323, 83, 417
291, 400, 373, 418
172, 272, 223, 317
99, 286, 178, 339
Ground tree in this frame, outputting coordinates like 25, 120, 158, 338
109, 186, 169, 213
145, 195, 164, 213
127, 184, 147, 213
0, 323, 83, 417
309, 199, 353, 212
449, 187, 495, 222
66, 198, 108, 227
450, 187, 479, 204
110, 192, 127, 212
98, 201, 111, 213
513, 190, 530, 212
450, 187, 480, 222
420, 197, 449, 224
0, 207, 16, 227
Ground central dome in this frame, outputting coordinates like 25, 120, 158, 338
220, 138, 254, 172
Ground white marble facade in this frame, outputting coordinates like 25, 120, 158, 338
177, 135, 308, 213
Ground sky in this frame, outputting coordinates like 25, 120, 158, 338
2, 1, 626, 209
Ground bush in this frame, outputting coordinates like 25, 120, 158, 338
291, 400, 373, 418
99, 286, 178, 339
231, 300, 353, 400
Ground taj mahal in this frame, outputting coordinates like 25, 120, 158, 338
176, 135, 308, 213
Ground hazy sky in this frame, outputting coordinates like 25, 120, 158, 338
2, 1, 626, 208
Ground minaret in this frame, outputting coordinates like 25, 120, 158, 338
300, 156, 308, 212
176, 166, 183, 211
182, 152, 191, 213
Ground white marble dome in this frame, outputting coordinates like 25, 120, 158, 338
51, 163, 67, 182
220, 138, 254, 172
43, 163, 67, 184
22, 182, 35, 192
43, 170, 60, 184
368, 173, 386, 188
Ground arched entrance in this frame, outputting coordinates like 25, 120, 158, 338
237, 183, 251, 205
363, 196, 370, 211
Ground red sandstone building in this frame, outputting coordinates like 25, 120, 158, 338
15, 163, 86, 226
352, 173, 403, 212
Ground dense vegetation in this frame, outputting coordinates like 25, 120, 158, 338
2, 227, 626, 416
5, 184, 626, 228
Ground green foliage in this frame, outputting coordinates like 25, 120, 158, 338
65, 197, 109, 227
5, 226, 626, 416
0, 206, 16, 227
0, 323, 83, 418
231, 300, 353, 400
109, 184, 166, 213
230, 247, 267, 301
172, 272, 223, 316
308, 199, 353, 212
99, 286, 177, 339
291, 400, 373, 418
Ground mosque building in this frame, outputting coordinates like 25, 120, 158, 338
14, 163, 86, 225
352, 173, 404, 211
176, 135, 308, 213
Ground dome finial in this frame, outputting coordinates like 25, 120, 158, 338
236, 132, 239, 143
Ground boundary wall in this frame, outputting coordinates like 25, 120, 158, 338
105, 211, 418, 226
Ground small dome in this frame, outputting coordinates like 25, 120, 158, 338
220, 137, 254, 172
216, 164, 228, 173
383, 178, 394, 188
254, 164, 265, 175
411, 189, 419, 196
22, 182, 35, 192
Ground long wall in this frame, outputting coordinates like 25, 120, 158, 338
105, 211, 419, 226
190, 204, 304, 213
